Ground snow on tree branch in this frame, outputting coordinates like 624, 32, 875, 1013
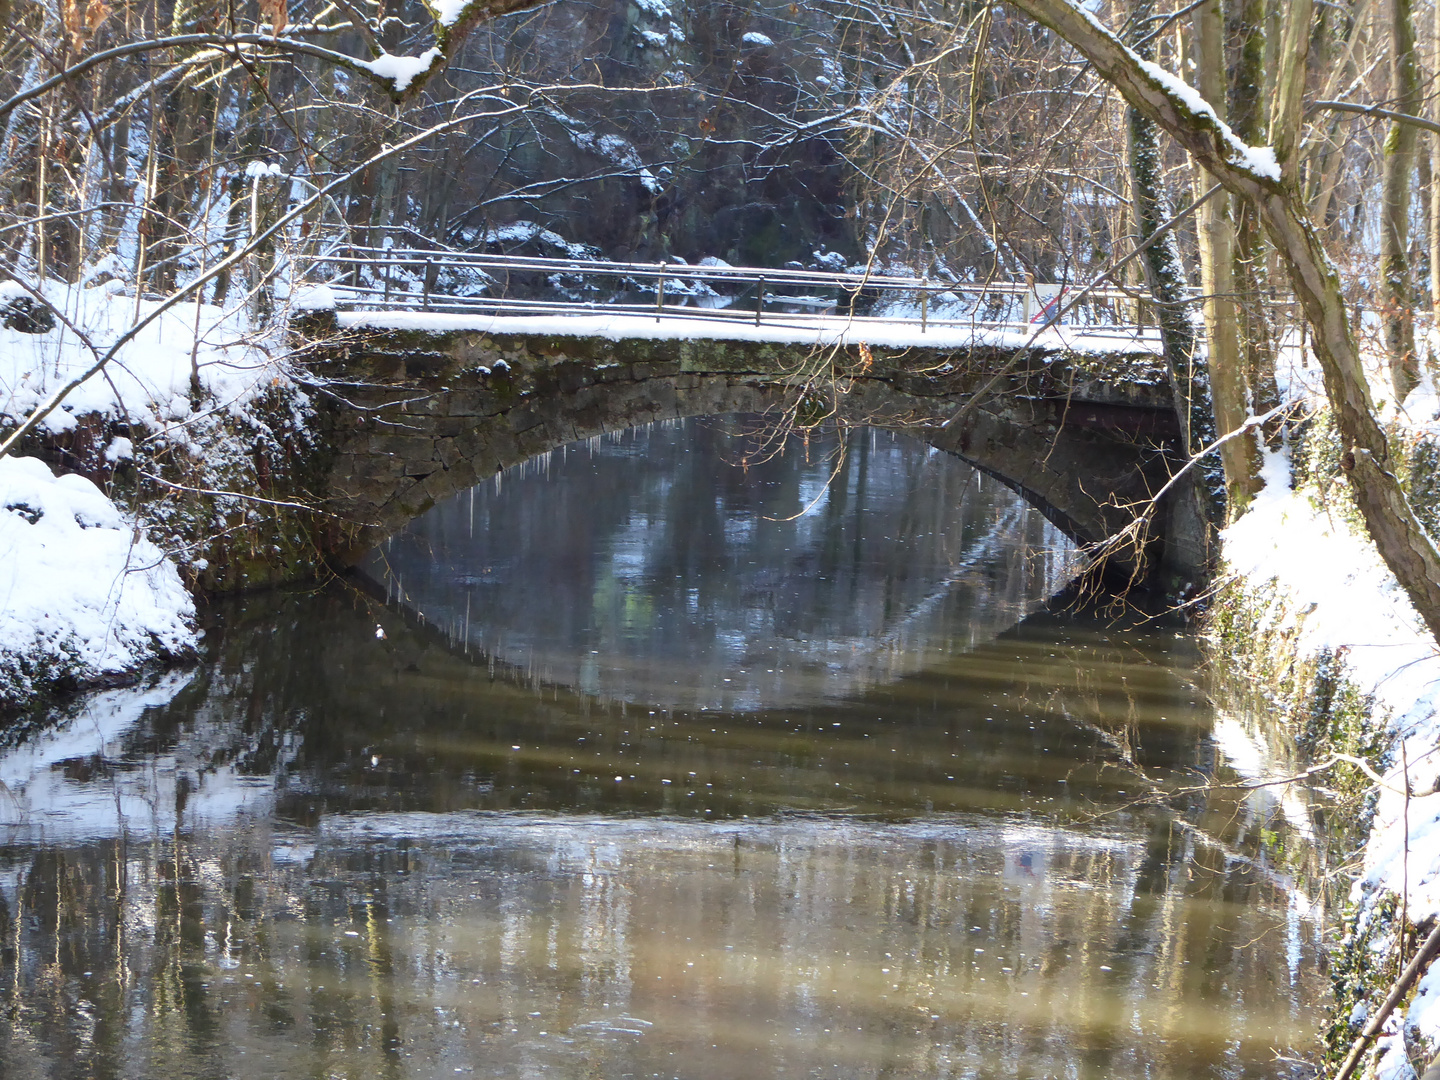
1005, 0, 1282, 189
358, 48, 445, 95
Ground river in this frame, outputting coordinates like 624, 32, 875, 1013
0, 417, 1324, 1078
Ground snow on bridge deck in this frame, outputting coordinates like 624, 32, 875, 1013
333, 308, 1163, 354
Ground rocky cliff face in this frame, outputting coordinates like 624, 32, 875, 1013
399, 0, 861, 271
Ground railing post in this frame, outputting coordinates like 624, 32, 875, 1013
423, 258, 432, 311
920, 285, 928, 333
656, 272, 664, 323
383, 256, 392, 307
756, 276, 765, 326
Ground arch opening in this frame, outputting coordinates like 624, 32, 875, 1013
312, 328, 1181, 580
361, 416, 1082, 711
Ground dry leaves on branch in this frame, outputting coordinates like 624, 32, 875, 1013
258, 0, 288, 36
61, 0, 110, 50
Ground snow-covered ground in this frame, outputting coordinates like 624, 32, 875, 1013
1218, 333, 1440, 1078
0, 278, 276, 438
0, 278, 289, 708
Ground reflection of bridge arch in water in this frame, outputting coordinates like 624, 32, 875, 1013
365, 418, 1081, 711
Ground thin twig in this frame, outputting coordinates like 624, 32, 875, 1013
941, 182, 1223, 434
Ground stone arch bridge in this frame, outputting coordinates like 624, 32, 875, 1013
289, 313, 1201, 583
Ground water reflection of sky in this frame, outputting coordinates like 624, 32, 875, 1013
364, 418, 1079, 710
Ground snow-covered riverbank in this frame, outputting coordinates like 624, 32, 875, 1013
1214, 343, 1440, 1077
0, 455, 196, 710
0, 280, 300, 710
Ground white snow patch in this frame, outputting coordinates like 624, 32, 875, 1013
1373, 1037, 1418, 1080
0, 455, 196, 691
476, 219, 597, 260
1223, 449, 1440, 740
741, 31, 774, 47
428, 0, 470, 27
1237, 144, 1281, 183
292, 283, 337, 311
0, 278, 278, 437
358, 48, 443, 94
1135, 59, 1280, 182
564, 128, 662, 193
335, 309, 1161, 354
1410, 960, 1440, 1048
0, 278, 297, 703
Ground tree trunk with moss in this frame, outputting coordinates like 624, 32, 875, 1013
1193, 0, 1261, 515
1383, 0, 1422, 400
1125, 0, 1224, 562
1432, 0, 1440, 315
1228, 0, 1281, 446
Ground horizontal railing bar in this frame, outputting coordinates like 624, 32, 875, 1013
322, 293, 1144, 322
285, 239, 1249, 338
319, 288, 1159, 337
323, 246, 927, 287
301, 247, 1140, 299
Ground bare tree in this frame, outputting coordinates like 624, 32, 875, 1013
1005, 0, 1440, 646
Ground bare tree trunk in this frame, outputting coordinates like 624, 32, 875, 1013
1010, 0, 1440, 647
1229, 0, 1280, 446
1304, 3, 1366, 240
1126, 0, 1224, 551
1430, 0, 1440, 315
1383, 0, 1422, 400
1269, 0, 1314, 172
1193, 0, 1261, 515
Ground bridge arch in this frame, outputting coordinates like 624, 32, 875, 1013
300, 318, 1199, 580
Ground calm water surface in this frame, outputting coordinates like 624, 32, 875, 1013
0, 419, 1324, 1079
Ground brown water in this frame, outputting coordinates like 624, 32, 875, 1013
0, 419, 1324, 1079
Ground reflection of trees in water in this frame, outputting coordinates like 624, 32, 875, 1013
0, 815, 1321, 1079
370, 418, 1079, 710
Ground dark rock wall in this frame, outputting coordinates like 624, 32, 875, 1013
400, 0, 861, 268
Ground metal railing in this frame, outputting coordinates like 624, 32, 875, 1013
296, 242, 1163, 339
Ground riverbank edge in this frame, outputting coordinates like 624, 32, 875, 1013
1206, 404, 1440, 1078
1206, 570, 1394, 1071
0, 370, 335, 720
